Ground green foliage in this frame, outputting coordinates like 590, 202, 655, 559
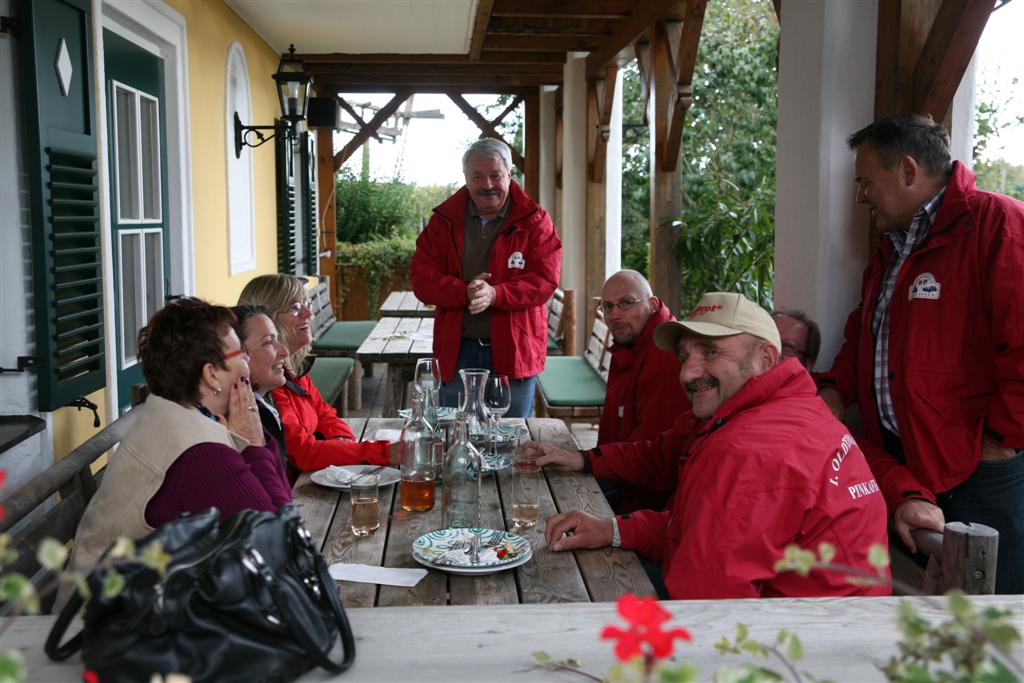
974, 159, 1024, 201
882, 592, 1022, 683
336, 237, 417, 318
0, 650, 25, 683
620, 0, 779, 310
334, 169, 454, 243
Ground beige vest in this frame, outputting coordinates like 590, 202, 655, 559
59, 396, 248, 605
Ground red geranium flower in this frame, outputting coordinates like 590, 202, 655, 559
600, 593, 692, 662
82, 670, 100, 683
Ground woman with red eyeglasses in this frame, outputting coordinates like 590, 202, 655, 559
57, 298, 292, 605
239, 274, 398, 475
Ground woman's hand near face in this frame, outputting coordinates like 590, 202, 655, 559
221, 378, 265, 447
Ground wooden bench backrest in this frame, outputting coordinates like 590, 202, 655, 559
309, 278, 336, 343
546, 288, 576, 355
890, 522, 998, 595
585, 310, 611, 381
0, 409, 139, 613
547, 288, 564, 343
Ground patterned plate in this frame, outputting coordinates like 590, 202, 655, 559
412, 528, 531, 569
412, 546, 532, 576
397, 406, 457, 422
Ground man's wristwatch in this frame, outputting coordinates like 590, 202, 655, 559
611, 517, 621, 548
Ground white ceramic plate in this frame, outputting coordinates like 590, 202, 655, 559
412, 547, 532, 576
411, 528, 531, 570
397, 406, 457, 422
310, 465, 401, 490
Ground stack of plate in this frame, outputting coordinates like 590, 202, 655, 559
411, 528, 532, 575
310, 465, 401, 490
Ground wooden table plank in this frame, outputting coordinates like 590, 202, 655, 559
379, 290, 435, 318
357, 317, 435, 415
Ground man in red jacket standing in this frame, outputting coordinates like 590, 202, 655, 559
411, 138, 562, 416
816, 114, 1024, 594
544, 293, 890, 599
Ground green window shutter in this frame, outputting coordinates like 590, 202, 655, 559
18, 0, 106, 411
276, 125, 297, 274
300, 132, 318, 276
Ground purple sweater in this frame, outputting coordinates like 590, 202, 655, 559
145, 434, 293, 527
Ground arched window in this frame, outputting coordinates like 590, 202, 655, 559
225, 42, 256, 274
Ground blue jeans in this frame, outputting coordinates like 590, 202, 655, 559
438, 340, 537, 418
937, 450, 1024, 594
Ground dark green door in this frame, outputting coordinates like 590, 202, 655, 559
103, 30, 169, 409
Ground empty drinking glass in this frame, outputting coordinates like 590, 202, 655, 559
484, 374, 511, 459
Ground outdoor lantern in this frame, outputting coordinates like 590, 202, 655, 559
273, 44, 312, 125
234, 43, 313, 157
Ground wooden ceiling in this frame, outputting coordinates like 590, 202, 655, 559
303, 0, 690, 95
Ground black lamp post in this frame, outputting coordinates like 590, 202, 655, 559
234, 44, 312, 158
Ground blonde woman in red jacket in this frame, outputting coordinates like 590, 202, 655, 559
239, 274, 397, 472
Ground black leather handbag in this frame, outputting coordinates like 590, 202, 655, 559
46, 506, 355, 683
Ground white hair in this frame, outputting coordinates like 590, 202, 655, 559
462, 138, 513, 174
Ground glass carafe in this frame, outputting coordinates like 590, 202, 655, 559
458, 367, 490, 450
400, 390, 437, 512
442, 413, 482, 529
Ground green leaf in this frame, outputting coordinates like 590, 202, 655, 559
109, 537, 135, 559
140, 541, 172, 576
36, 538, 68, 571
738, 639, 769, 657
70, 573, 92, 601
0, 649, 27, 683
980, 622, 1022, 650
776, 631, 804, 662
867, 544, 890, 571
659, 662, 700, 683
101, 569, 126, 599
0, 574, 39, 615
532, 651, 551, 664
946, 591, 971, 618
736, 623, 750, 642
816, 542, 836, 564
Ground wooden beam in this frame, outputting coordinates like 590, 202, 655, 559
484, 34, 605, 52
491, 0, 634, 17
316, 130, 337, 292
588, 64, 618, 182
488, 15, 617, 34
634, 41, 653, 126
336, 96, 382, 143
321, 84, 535, 96
333, 90, 410, 169
912, 0, 992, 117
585, 0, 687, 78
524, 90, 540, 200
469, 0, 496, 60
662, 0, 707, 171
308, 63, 563, 77
447, 92, 527, 172
492, 95, 525, 128
318, 74, 561, 88
302, 52, 567, 65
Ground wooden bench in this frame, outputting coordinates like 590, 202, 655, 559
0, 410, 139, 614
890, 522, 998, 595
535, 309, 611, 426
308, 278, 371, 415
546, 288, 576, 356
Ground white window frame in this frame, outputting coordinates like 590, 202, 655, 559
116, 227, 164, 369
110, 79, 162, 225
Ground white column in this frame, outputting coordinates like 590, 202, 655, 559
604, 68, 623, 278
538, 86, 558, 217
774, 0, 878, 368
562, 53, 588, 349
951, 54, 977, 169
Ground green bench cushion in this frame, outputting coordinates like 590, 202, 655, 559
312, 320, 377, 353
308, 356, 355, 405
537, 356, 606, 407
547, 337, 561, 354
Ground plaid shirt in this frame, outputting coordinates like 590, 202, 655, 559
872, 189, 945, 435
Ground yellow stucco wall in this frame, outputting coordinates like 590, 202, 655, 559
167, 0, 282, 305
50, 1, 281, 460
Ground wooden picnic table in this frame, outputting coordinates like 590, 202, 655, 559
10, 595, 1022, 682
293, 417, 654, 607
379, 290, 434, 317
355, 317, 435, 416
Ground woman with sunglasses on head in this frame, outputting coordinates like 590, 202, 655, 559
239, 274, 397, 472
58, 298, 292, 602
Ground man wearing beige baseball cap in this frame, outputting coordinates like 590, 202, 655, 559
544, 292, 890, 599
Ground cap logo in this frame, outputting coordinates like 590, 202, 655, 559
689, 304, 723, 317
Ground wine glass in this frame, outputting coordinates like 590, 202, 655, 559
414, 357, 441, 393
484, 375, 511, 459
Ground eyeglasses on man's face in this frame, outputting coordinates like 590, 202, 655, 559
282, 299, 312, 317
596, 298, 644, 314
781, 342, 808, 362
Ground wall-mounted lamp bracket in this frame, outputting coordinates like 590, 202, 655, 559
234, 112, 289, 158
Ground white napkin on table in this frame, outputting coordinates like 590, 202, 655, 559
329, 563, 427, 587
372, 428, 402, 442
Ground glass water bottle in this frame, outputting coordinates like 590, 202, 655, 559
442, 413, 482, 528
400, 390, 437, 512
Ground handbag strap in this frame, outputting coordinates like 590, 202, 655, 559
267, 555, 356, 673
44, 591, 85, 661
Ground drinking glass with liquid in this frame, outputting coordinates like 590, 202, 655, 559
512, 451, 540, 528
350, 474, 380, 537
400, 390, 438, 512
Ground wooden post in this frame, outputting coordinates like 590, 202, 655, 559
940, 521, 999, 595
316, 129, 338, 313
524, 90, 540, 200
585, 79, 608, 331
649, 21, 682, 315
562, 289, 577, 356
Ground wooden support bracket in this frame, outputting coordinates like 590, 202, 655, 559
656, 0, 706, 173
337, 96, 382, 143
587, 64, 619, 183
447, 92, 526, 173
333, 90, 412, 169
912, 0, 992, 118
634, 41, 653, 126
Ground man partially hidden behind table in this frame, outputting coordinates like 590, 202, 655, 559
542, 293, 891, 600
411, 138, 562, 417
817, 114, 1024, 594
